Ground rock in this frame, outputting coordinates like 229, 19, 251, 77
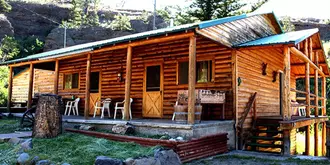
8, 137, 24, 145
17, 152, 30, 165
124, 157, 134, 165
31, 156, 40, 165
154, 149, 181, 165
169, 138, 176, 141
20, 138, 33, 151
36, 160, 51, 165
112, 124, 135, 135
79, 125, 96, 131
94, 156, 123, 165
61, 163, 70, 165
130, 157, 161, 165
130, 20, 148, 33
175, 137, 184, 141
0, 14, 14, 39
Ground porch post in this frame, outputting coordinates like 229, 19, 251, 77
314, 53, 319, 156
304, 40, 310, 155
188, 35, 196, 125
54, 60, 59, 95
84, 54, 91, 119
27, 63, 34, 109
283, 46, 291, 119
322, 76, 327, 156
7, 66, 13, 113
124, 46, 132, 120
283, 129, 291, 156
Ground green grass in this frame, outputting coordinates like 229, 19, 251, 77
0, 118, 157, 165
0, 117, 21, 134
0, 132, 156, 165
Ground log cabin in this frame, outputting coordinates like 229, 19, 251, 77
2, 12, 329, 156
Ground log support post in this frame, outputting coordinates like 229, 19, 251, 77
283, 129, 291, 156
27, 63, 34, 109
54, 60, 59, 95
305, 125, 310, 155
283, 46, 291, 119
322, 121, 326, 156
124, 46, 132, 120
322, 76, 326, 116
188, 35, 197, 125
305, 62, 310, 117
84, 54, 91, 119
7, 66, 13, 113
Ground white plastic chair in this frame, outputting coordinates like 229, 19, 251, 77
114, 98, 133, 120
64, 98, 80, 116
93, 99, 111, 119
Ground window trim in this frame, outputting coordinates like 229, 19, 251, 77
176, 57, 215, 85
63, 72, 80, 90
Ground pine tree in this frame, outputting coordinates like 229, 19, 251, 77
188, 0, 245, 21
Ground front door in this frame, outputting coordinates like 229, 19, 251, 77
143, 63, 163, 118
89, 72, 101, 115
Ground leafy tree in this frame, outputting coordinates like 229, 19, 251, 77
0, 0, 11, 13
0, 66, 8, 107
137, 10, 149, 24
157, 5, 199, 26
250, 0, 268, 12
0, 36, 20, 62
280, 16, 295, 32
110, 14, 132, 31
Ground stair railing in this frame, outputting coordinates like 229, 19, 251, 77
237, 92, 257, 149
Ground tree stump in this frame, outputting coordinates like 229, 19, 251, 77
32, 94, 63, 138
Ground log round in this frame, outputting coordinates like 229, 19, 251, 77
32, 94, 63, 138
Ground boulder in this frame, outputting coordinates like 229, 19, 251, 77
20, 138, 33, 151
154, 149, 181, 165
31, 156, 40, 165
17, 152, 30, 165
8, 137, 24, 145
94, 156, 123, 165
128, 157, 161, 165
112, 124, 134, 135
79, 125, 96, 131
36, 160, 51, 165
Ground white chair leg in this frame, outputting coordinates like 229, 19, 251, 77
107, 108, 111, 118
68, 106, 72, 116
93, 108, 97, 118
101, 107, 104, 119
75, 105, 79, 116
172, 112, 176, 121
121, 110, 124, 120
129, 109, 132, 120
114, 108, 117, 119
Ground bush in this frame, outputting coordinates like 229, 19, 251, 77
110, 14, 132, 31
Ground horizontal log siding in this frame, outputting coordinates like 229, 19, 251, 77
12, 69, 54, 103
58, 35, 233, 119
237, 48, 284, 128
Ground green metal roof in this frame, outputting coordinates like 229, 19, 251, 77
2, 12, 280, 65
236, 28, 319, 47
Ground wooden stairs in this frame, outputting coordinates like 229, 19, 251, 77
245, 117, 284, 154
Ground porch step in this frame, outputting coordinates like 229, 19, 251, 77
250, 136, 283, 141
254, 130, 283, 134
255, 123, 280, 127
246, 143, 283, 149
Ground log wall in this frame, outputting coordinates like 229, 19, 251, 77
237, 48, 284, 128
12, 69, 54, 103
57, 35, 234, 119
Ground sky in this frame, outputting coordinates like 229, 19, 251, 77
100, 0, 330, 19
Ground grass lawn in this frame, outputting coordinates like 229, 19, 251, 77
0, 118, 157, 165
0, 117, 21, 134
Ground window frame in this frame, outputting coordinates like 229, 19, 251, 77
176, 57, 215, 86
63, 72, 80, 90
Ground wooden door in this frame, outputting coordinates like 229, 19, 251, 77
143, 63, 163, 118
88, 72, 101, 115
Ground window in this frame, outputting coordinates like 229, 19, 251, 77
64, 73, 79, 89
178, 60, 213, 84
